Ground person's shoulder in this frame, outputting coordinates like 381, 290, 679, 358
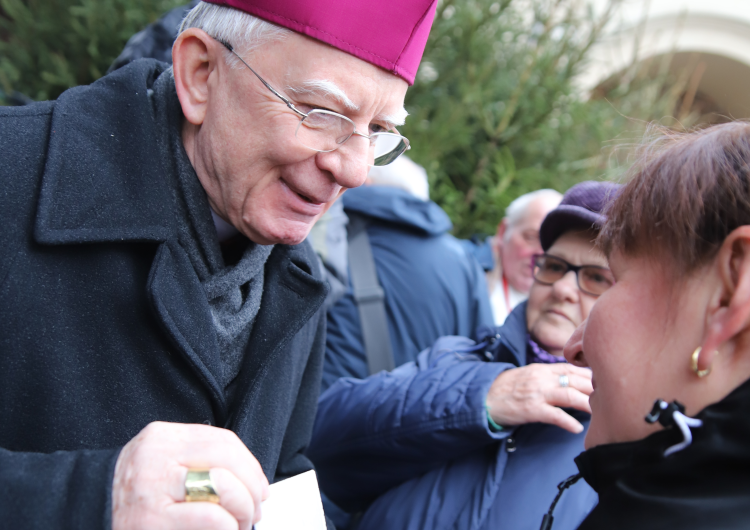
0, 100, 55, 119
0, 101, 55, 181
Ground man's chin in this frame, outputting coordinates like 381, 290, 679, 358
244, 220, 314, 246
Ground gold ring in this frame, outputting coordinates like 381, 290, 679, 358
185, 469, 220, 503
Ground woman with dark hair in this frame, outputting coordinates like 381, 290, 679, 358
562, 122, 750, 529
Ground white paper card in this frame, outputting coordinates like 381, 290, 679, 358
254, 470, 327, 530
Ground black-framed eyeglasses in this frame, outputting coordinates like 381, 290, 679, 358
216, 39, 410, 166
532, 254, 614, 297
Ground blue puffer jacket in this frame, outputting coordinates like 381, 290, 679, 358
323, 185, 494, 391
309, 304, 597, 530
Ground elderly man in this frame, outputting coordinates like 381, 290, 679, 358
0, 1, 437, 528
487, 189, 562, 324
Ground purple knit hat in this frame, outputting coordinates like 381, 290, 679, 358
204, 0, 439, 85
540, 181, 620, 251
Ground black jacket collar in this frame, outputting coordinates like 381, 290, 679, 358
576, 377, 750, 528
35, 60, 175, 245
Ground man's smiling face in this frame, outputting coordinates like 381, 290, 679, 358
176, 29, 409, 245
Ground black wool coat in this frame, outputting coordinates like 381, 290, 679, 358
0, 60, 328, 529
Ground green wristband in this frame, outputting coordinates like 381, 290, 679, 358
485, 404, 503, 432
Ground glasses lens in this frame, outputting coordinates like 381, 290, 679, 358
296, 109, 355, 152
533, 255, 567, 285
371, 133, 410, 166
579, 267, 615, 296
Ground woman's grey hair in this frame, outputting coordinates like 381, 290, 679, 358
178, 1, 291, 68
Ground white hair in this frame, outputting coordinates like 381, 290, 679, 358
178, 2, 291, 68
285, 80, 360, 111
367, 155, 429, 201
505, 188, 562, 228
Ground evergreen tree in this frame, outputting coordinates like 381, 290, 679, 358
402, 0, 696, 236
0, 0, 183, 102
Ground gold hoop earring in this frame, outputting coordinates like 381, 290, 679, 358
691, 347, 712, 378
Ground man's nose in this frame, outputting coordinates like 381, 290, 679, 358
316, 137, 371, 189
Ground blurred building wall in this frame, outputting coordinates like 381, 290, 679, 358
581, 0, 750, 120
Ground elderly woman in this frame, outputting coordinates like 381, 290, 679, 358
309, 181, 617, 530
559, 122, 750, 529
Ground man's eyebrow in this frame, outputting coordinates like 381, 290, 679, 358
376, 107, 409, 127
285, 79, 359, 111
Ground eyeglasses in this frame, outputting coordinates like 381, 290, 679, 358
217, 39, 410, 166
532, 254, 614, 297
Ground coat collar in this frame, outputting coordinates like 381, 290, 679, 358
475, 302, 529, 367
34, 60, 175, 245
576, 377, 750, 495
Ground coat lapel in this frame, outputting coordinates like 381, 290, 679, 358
147, 240, 226, 419
32, 61, 228, 416
34, 60, 174, 246
228, 243, 327, 431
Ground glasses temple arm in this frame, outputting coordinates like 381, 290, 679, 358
217, 39, 307, 119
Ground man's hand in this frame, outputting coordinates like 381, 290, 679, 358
486, 364, 593, 434
112, 422, 270, 530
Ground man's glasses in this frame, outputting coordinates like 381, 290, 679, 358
217, 39, 410, 166
532, 254, 614, 297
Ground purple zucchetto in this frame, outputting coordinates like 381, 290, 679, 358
540, 181, 621, 251
203, 0, 439, 85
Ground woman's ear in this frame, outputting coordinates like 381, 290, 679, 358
172, 28, 221, 126
699, 226, 750, 372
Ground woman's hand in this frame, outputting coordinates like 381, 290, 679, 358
486, 364, 593, 433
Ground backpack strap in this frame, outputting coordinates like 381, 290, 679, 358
346, 213, 395, 374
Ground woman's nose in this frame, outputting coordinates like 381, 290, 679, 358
564, 320, 589, 367
551, 270, 580, 301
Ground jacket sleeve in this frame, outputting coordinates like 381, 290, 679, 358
308, 336, 515, 511
0, 446, 121, 529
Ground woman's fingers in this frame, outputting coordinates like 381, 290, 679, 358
537, 404, 585, 434
549, 386, 593, 414
486, 364, 594, 428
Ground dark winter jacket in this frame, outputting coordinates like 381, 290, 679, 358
310, 304, 597, 530
0, 60, 328, 528
322, 185, 494, 390
574, 377, 750, 529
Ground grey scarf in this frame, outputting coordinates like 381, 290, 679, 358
152, 70, 273, 391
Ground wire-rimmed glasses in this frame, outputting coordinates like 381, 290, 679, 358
532, 254, 614, 297
217, 39, 410, 166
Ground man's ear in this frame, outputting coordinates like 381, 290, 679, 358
172, 28, 221, 126
699, 226, 750, 372
496, 218, 508, 243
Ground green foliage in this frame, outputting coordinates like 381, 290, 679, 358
0, 0, 183, 102
402, 0, 692, 237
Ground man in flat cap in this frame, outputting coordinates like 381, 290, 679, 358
0, 1, 437, 528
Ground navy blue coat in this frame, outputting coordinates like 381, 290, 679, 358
310, 304, 597, 530
323, 186, 494, 390
0, 60, 328, 528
